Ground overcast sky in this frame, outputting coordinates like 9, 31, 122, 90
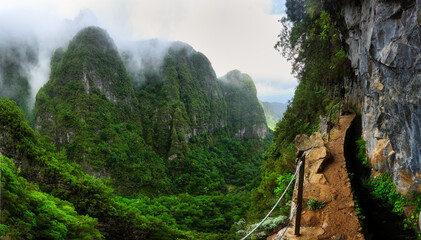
0, 0, 295, 103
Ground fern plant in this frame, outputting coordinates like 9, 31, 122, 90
307, 199, 326, 210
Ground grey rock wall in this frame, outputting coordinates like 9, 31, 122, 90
342, 0, 420, 193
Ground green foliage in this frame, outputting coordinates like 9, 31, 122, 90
404, 192, 421, 232
0, 98, 191, 239
323, 97, 341, 125
249, 143, 296, 218
285, 0, 305, 22
35, 27, 170, 196
121, 193, 247, 236
274, 172, 294, 200
307, 199, 326, 210
170, 134, 267, 195
365, 174, 406, 214
218, 70, 267, 137
235, 216, 288, 240
276, 1, 348, 90
1, 155, 103, 240
352, 194, 365, 221
135, 47, 227, 160
261, 102, 283, 130
2, 27, 271, 238
0, 26, 271, 238
356, 138, 369, 167
364, 173, 421, 233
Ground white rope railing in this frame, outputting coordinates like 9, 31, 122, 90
241, 130, 324, 240
240, 160, 302, 240
277, 132, 323, 240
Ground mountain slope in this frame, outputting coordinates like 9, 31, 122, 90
0, 25, 278, 238
0, 98, 189, 239
219, 70, 268, 139
125, 42, 227, 160
35, 26, 169, 195
261, 101, 285, 130
122, 41, 270, 195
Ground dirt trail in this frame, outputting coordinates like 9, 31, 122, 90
271, 112, 364, 240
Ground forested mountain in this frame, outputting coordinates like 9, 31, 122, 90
219, 70, 268, 139
1, 26, 272, 239
261, 101, 287, 130
35, 27, 168, 195
123, 40, 228, 161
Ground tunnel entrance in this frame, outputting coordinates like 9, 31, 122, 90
344, 115, 416, 240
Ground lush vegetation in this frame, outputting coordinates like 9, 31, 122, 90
218, 70, 267, 138
1, 98, 193, 239
1, 25, 273, 239
356, 138, 369, 167
1, 155, 102, 239
2, 97, 268, 239
134, 46, 227, 161
235, 215, 288, 240
35, 27, 169, 196
348, 135, 420, 239
261, 102, 283, 130
365, 174, 421, 235
170, 133, 270, 195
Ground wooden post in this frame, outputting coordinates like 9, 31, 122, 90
339, 101, 343, 119
295, 154, 305, 236
328, 104, 333, 141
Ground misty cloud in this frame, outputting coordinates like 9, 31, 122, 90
0, 0, 296, 103
120, 39, 173, 86
120, 39, 197, 87
0, 36, 38, 107
0, 8, 101, 103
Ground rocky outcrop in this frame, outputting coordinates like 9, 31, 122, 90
342, 0, 421, 193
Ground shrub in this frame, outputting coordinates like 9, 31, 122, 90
307, 199, 326, 210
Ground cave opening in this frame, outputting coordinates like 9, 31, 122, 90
344, 115, 417, 239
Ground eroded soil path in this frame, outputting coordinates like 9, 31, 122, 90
272, 112, 364, 240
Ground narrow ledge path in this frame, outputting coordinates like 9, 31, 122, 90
272, 112, 365, 240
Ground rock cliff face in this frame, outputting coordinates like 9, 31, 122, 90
219, 70, 268, 139
341, 0, 420, 193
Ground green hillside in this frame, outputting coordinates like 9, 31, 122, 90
0, 26, 272, 239
219, 70, 268, 139
261, 102, 283, 130
35, 27, 168, 195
